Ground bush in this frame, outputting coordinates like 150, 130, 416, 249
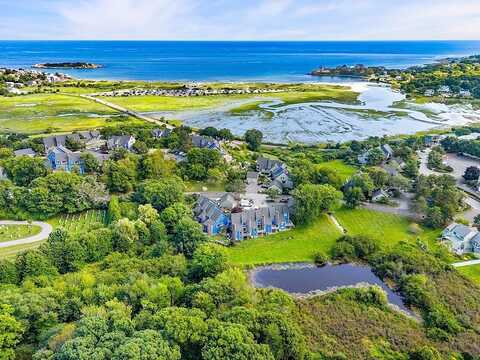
332, 241, 356, 261
313, 252, 328, 267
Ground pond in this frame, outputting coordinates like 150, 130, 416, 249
251, 263, 410, 313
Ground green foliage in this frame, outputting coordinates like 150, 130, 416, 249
170, 217, 207, 258
188, 243, 229, 281
244, 129, 263, 151
292, 184, 343, 225
3, 156, 47, 187
0, 304, 24, 360
135, 178, 185, 212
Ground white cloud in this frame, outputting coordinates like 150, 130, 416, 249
1, 0, 480, 40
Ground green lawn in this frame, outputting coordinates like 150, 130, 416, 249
0, 224, 42, 242
317, 160, 357, 183
227, 214, 342, 266
458, 264, 480, 285
0, 241, 44, 259
0, 93, 141, 134
228, 208, 442, 266
47, 210, 107, 234
335, 208, 441, 250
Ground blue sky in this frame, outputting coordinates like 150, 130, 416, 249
1, 0, 480, 40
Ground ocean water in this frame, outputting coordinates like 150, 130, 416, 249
1, 41, 480, 82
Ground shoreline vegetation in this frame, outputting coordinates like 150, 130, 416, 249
310, 54, 480, 100
33, 62, 102, 69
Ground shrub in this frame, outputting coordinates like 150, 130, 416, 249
313, 252, 328, 267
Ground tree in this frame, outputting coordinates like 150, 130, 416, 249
42, 228, 85, 274
244, 129, 263, 151
15, 250, 58, 281
266, 187, 281, 201
292, 184, 343, 225
202, 320, 274, 360
138, 204, 159, 226
112, 218, 139, 253
0, 304, 24, 360
4, 156, 47, 187
80, 153, 100, 174
171, 217, 207, 258
103, 156, 138, 193
217, 128, 234, 141
367, 148, 385, 166
133, 140, 148, 154
140, 150, 175, 179
344, 186, 365, 208
199, 127, 219, 138
367, 167, 389, 188
160, 203, 192, 232
107, 196, 122, 224
463, 166, 480, 182
135, 178, 185, 212
188, 243, 229, 281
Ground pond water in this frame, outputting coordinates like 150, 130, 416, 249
251, 263, 409, 312
149, 83, 480, 144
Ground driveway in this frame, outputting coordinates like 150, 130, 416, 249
0, 221, 53, 248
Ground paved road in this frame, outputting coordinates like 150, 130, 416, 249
0, 221, 53, 248
79, 94, 174, 129
452, 259, 480, 268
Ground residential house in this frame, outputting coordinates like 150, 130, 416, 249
230, 204, 293, 241
77, 130, 104, 150
424, 89, 435, 97
107, 135, 136, 151
267, 180, 284, 194
194, 196, 230, 236
43, 134, 80, 151
358, 144, 394, 165
441, 223, 480, 254
381, 144, 394, 160
424, 134, 441, 147
47, 146, 84, 174
191, 135, 221, 151
256, 157, 285, 174
13, 148, 36, 157
218, 193, 236, 211
152, 128, 172, 139
271, 165, 294, 190
371, 189, 390, 202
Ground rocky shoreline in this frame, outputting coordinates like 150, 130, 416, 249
33, 62, 102, 69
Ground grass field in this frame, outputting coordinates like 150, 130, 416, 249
228, 208, 442, 266
47, 210, 107, 234
0, 241, 44, 259
100, 85, 358, 113
335, 208, 441, 249
317, 160, 357, 183
0, 224, 42, 242
227, 214, 342, 266
458, 264, 480, 285
0, 93, 140, 133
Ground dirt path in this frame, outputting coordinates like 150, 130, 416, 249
0, 221, 53, 248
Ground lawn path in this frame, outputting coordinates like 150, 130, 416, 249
452, 259, 480, 268
0, 221, 52, 248
79, 94, 174, 129
328, 214, 346, 234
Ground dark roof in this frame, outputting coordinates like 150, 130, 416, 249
191, 135, 220, 150
13, 148, 36, 156
256, 157, 285, 172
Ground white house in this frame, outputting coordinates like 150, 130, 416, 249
441, 223, 480, 254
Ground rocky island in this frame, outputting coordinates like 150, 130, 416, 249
33, 62, 102, 69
